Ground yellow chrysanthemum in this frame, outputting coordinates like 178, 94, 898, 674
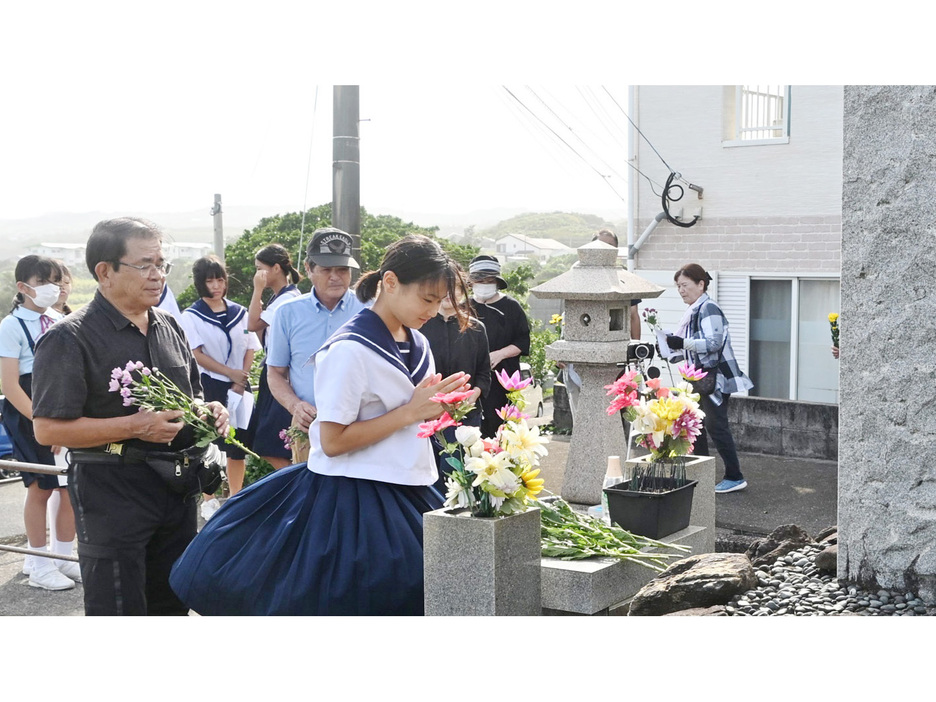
653, 396, 685, 423
520, 468, 545, 496
828, 312, 839, 323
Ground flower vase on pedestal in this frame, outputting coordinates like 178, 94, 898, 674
423, 506, 541, 616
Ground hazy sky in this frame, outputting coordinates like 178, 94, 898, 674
1, 6, 641, 225
0, 4, 911, 227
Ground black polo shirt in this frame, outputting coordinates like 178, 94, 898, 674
32, 290, 203, 452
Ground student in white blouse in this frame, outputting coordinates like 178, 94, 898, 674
179, 256, 261, 518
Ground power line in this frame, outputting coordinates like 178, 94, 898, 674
530, 90, 663, 196
502, 86, 628, 205
298, 85, 319, 264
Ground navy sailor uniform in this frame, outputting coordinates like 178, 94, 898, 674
169, 309, 444, 615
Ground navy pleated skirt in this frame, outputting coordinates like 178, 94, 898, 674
169, 463, 443, 615
246, 364, 292, 459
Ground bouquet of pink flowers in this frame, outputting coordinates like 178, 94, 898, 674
110, 361, 258, 459
418, 369, 547, 517
605, 361, 707, 490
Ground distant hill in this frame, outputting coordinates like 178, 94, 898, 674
0, 206, 279, 264
0, 206, 628, 265
473, 211, 626, 248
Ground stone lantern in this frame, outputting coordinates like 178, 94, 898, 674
530, 240, 664, 506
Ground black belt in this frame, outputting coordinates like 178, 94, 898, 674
68, 444, 195, 467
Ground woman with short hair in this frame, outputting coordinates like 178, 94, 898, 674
666, 263, 753, 494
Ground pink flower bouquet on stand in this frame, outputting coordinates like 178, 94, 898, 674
604, 361, 707, 491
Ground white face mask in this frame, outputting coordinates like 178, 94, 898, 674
472, 283, 498, 303
26, 283, 60, 309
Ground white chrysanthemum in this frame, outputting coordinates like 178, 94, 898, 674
465, 450, 513, 486
484, 464, 522, 498
498, 421, 549, 466
443, 477, 472, 509
631, 401, 667, 448
455, 425, 482, 450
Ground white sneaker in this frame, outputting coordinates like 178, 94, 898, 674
29, 561, 76, 591
57, 560, 82, 583
200, 497, 221, 522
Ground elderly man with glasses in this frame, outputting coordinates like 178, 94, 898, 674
31, 217, 229, 616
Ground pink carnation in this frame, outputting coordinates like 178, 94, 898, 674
606, 390, 639, 415
430, 389, 475, 405
416, 412, 459, 439
604, 369, 640, 397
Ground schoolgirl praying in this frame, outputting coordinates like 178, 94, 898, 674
169, 234, 478, 615
0, 255, 80, 590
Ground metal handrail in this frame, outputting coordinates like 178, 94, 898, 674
0, 543, 79, 562
0, 459, 78, 562
0, 459, 67, 476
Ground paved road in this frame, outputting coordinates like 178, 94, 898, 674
0, 398, 837, 616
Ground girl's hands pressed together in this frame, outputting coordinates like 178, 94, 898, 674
409, 372, 473, 422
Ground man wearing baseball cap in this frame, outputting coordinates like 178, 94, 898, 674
266, 228, 366, 461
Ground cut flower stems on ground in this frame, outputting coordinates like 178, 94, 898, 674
536, 493, 689, 570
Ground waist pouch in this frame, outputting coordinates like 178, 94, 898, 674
68, 444, 225, 496
691, 368, 718, 396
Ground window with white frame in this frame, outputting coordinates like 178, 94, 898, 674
723, 85, 791, 146
748, 277, 839, 403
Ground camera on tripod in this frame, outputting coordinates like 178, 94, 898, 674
626, 341, 655, 362
622, 341, 661, 380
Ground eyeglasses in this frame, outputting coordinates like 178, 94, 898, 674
117, 260, 173, 277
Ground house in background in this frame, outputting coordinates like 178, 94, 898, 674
495, 233, 574, 262
629, 85, 843, 407
163, 241, 213, 262
25, 243, 86, 268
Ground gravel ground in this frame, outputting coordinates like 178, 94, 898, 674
724, 542, 934, 616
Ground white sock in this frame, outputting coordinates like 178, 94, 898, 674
23, 543, 43, 573
52, 538, 74, 568
28, 543, 52, 573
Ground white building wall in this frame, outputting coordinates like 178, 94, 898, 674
630, 86, 843, 402
632, 85, 843, 275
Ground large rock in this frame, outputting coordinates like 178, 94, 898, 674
815, 525, 838, 543
815, 545, 838, 575
662, 605, 727, 616
628, 553, 757, 616
745, 524, 815, 567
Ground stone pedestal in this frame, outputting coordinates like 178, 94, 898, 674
541, 524, 708, 615
424, 506, 541, 616
623, 454, 716, 553
540, 455, 715, 615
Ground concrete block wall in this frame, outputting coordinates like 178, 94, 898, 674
633, 215, 842, 273
727, 396, 838, 461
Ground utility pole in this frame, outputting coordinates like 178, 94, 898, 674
211, 193, 224, 264
333, 86, 361, 273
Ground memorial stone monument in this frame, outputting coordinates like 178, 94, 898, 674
840, 85, 936, 601
530, 240, 664, 506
